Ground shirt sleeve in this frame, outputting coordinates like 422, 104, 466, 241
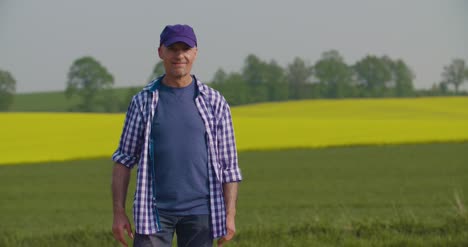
112, 96, 144, 169
218, 103, 243, 183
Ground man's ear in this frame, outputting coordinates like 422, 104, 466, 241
193, 47, 198, 59
158, 46, 163, 59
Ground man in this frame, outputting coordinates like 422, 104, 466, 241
111, 24, 242, 247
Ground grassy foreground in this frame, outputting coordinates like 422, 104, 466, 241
0, 143, 467, 246
2, 97, 468, 165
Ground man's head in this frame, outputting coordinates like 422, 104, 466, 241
158, 24, 198, 81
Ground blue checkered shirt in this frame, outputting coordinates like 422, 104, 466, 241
112, 76, 242, 239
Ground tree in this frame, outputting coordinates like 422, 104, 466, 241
313, 50, 354, 98
120, 86, 141, 111
65, 56, 115, 112
148, 61, 165, 82
242, 54, 265, 85
0, 69, 16, 111
353, 55, 393, 97
212, 68, 227, 84
241, 54, 269, 103
286, 57, 313, 99
211, 72, 249, 106
441, 58, 467, 93
392, 59, 414, 97
264, 60, 288, 101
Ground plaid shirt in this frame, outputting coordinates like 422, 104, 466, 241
112, 76, 242, 239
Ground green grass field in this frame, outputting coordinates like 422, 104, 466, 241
9, 87, 134, 112
9, 91, 79, 112
1, 143, 467, 246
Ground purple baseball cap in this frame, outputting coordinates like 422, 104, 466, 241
160, 24, 197, 48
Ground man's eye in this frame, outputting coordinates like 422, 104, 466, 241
167, 46, 191, 52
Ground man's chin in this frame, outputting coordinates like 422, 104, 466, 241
169, 70, 188, 78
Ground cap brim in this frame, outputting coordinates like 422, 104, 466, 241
163, 36, 196, 48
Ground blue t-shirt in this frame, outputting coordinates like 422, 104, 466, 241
151, 78, 209, 215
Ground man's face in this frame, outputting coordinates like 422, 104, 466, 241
158, 42, 198, 79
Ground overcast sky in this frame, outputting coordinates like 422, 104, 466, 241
1, 0, 467, 93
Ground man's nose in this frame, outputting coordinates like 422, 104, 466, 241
174, 49, 184, 57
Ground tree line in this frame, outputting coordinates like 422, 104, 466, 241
1, 51, 468, 111
211, 51, 468, 106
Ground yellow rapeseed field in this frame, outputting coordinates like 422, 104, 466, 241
1, 97, 468, 165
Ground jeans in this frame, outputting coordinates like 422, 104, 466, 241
133, 213, 212, 247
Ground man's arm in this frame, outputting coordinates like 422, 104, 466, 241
223, 182, 239, 220
112, 163, 133, 247
217, 182, 240, 247
217, 101, 242, 246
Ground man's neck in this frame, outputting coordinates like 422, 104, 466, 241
162, 75, 193, 88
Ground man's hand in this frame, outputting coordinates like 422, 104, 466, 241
112, 212, 134, 247
217, 215, 236, 247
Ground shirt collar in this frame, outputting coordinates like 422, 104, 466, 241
143, 74, 206, 95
